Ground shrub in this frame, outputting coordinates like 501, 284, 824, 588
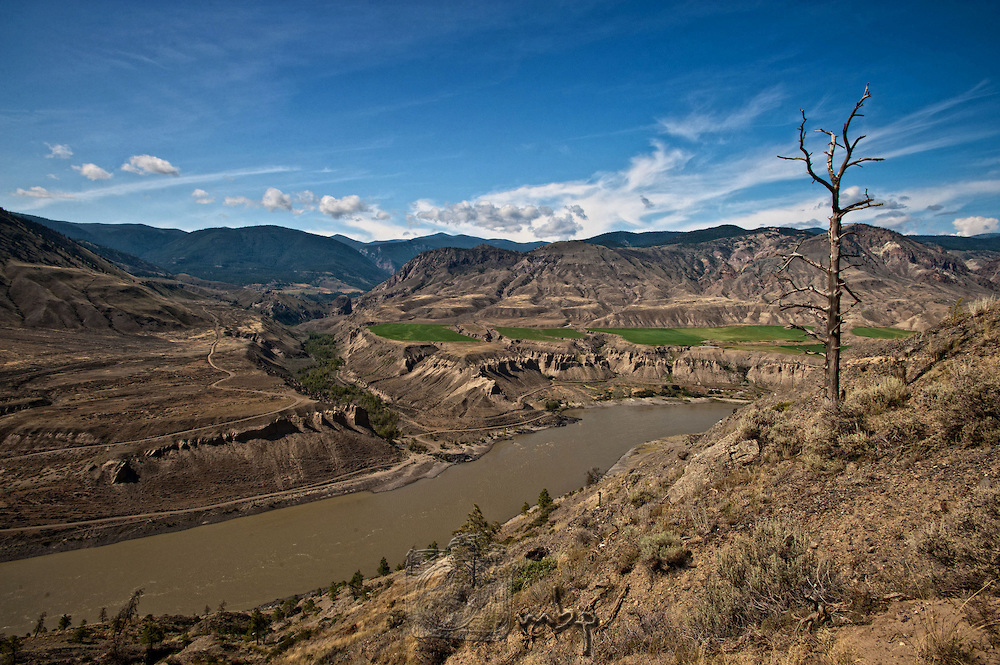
692, 520, 835, 639
511, 558, 557, 593
929, 360, 1000, 447
845, 375, 909, 416
629, 487, 654, 508
613, 526, 641, 575
639, 531, 690, 571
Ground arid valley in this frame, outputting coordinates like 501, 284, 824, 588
2, 204, 1000, 663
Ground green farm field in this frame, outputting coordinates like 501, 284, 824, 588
589, 325, 811, 346
367, 323, 477, 342
851, 326, 917, 339
495, 327, 587, 341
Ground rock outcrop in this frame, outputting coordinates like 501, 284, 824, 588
668, 432, 761, 503
672, 347, 823, 390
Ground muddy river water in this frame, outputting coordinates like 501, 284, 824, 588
0, 401, 735, 632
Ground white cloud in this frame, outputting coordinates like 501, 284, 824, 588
223, 196, 256, 208
191, 188, 214, 204
319, 194, 368, 218
121, 154, 180, 176
261, 187, 293, 212
73, 163, 113, 180
953, 215, 1000, 236
410, 200, 584, 239
13, 186, 75, 199
45, 143, 73, 159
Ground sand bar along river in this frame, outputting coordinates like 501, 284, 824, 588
0, 400, 736, 633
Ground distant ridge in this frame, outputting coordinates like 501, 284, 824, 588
584, 225, 814, 248
25, 215, 544, 289
355, 224, 997, 330
0, 208, 206, 330
336, 232, 544, 272
909, 234, 1000, 252
26, 216, 388, 291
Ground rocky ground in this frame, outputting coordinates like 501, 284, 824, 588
6, 301, 1000, 664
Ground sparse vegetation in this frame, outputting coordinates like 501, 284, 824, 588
511, 558, 558, 593
917, 486, 1000, 596
298, 338, 400, 439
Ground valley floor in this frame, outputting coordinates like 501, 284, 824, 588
6, 303, 1000, 664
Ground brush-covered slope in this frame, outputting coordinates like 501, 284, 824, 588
0, 208, 208, 331
356, 225, 995, 329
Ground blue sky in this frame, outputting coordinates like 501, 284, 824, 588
2, 0, 998, 242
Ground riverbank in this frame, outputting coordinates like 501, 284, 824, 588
0, 409, 574, 563
0, 400, 739, 634
0, 399, 743, 563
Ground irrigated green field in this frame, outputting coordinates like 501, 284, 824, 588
589, 325, 811, 346
851, 326, 917, 339
367, 323, 477, 342
496, 327, 587, 341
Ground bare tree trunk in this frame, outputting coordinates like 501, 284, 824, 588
777, 84, 883, 411
826, 213, 842, 405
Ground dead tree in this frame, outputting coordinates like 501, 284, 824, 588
777, 84, 883, 410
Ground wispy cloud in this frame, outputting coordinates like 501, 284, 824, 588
14, 186, 75, 199
658, 88, 784, 141
865, 81, 999, 159
45, 143, 72, 159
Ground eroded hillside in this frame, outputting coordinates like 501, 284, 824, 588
0, 212, 404, 560
353, 225, 995, 329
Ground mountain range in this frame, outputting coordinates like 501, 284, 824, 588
7, 210, 1000, 331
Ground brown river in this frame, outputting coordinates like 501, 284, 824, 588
0, 401, 735, 633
